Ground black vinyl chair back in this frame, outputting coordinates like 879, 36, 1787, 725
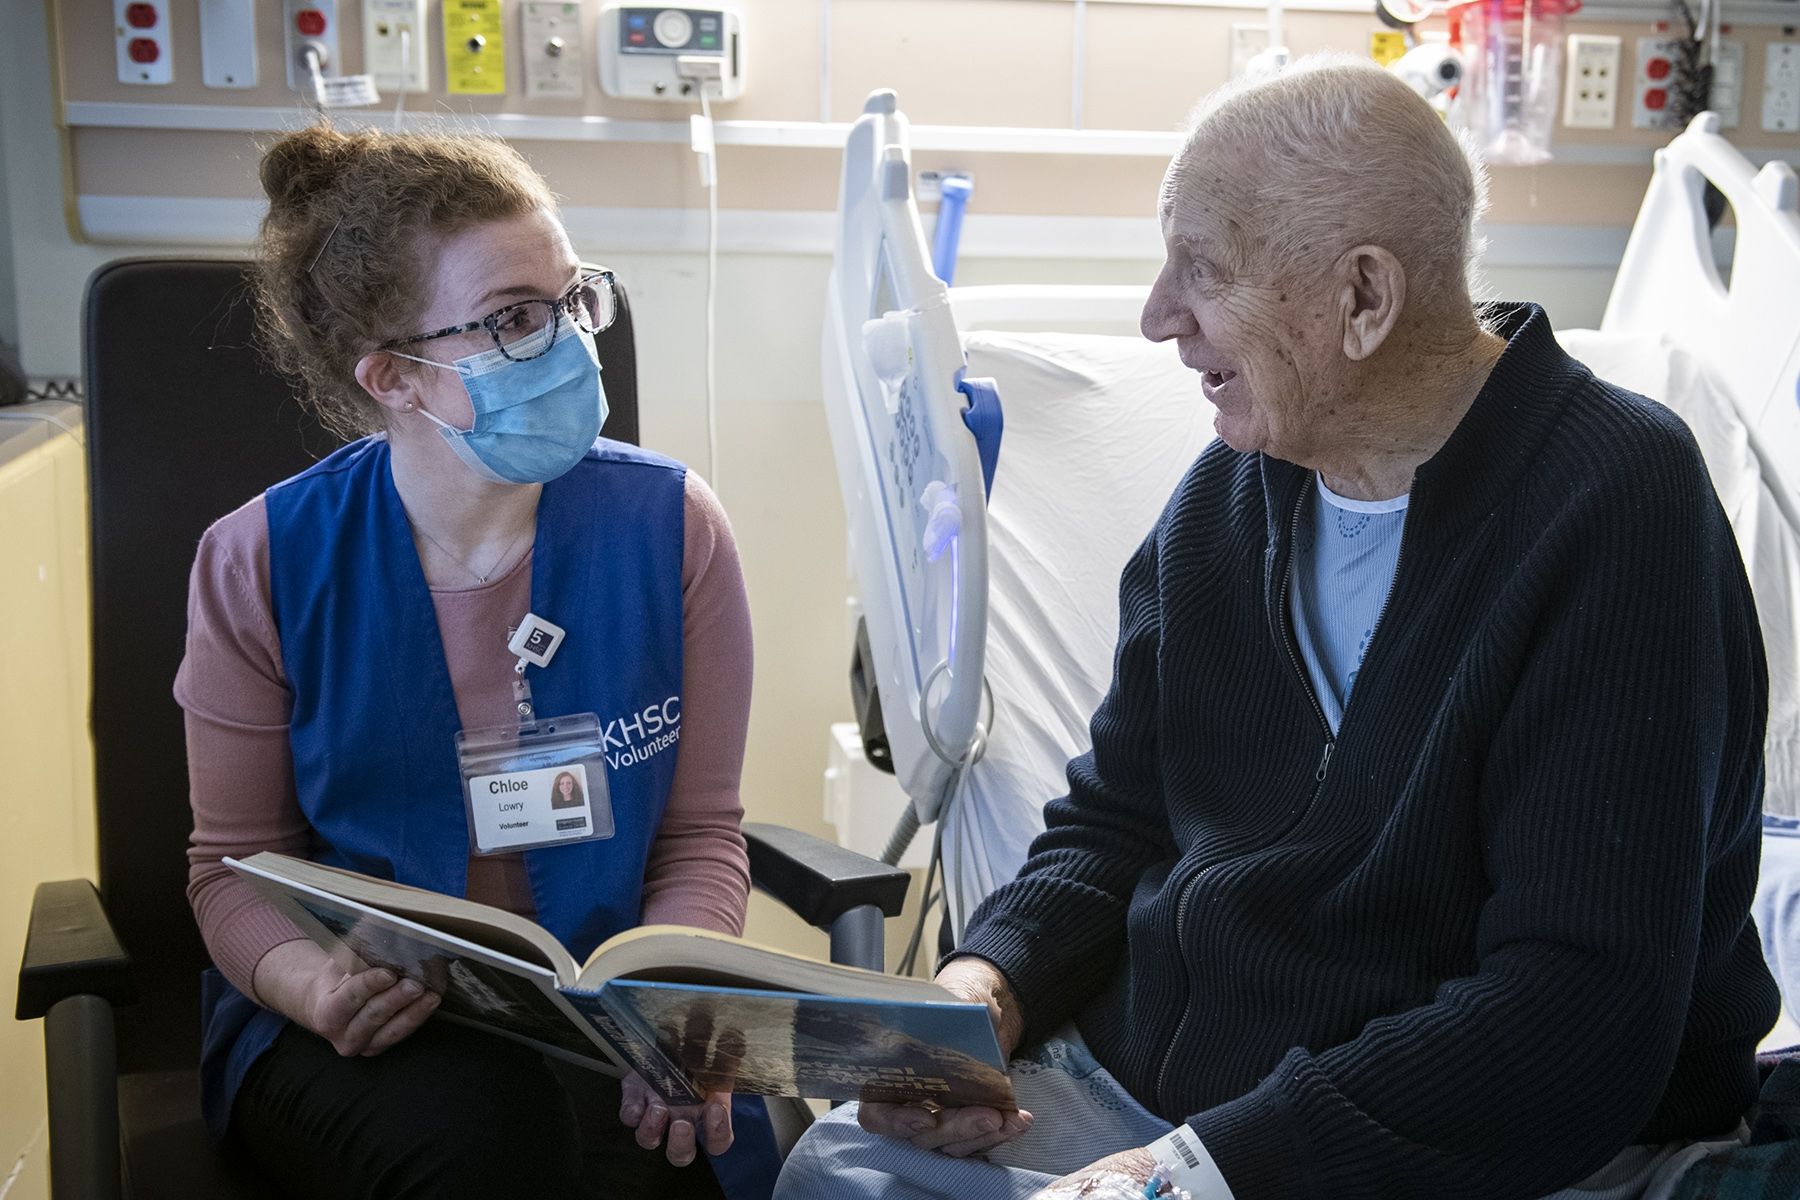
81, 258, 640, 1073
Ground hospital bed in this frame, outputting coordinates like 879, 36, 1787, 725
823, 92, 1800, 949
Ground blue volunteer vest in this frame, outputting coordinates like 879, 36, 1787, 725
197, 437, 777, 1197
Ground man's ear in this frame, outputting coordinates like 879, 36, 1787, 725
355, 351, 421, 418
1335, 245, 1407, 362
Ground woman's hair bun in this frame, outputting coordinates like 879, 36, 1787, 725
259, 124, 363, 212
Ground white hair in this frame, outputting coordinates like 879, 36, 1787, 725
1165, 54, 1490, 311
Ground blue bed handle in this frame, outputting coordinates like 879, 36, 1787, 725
956, 372, 1003, 498
931, 174, 973, 285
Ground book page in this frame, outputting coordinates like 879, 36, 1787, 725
235, 852, 577, 982
231, 857, 628, 1072
577, 925, 954, 1004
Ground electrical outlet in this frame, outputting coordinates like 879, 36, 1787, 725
1633, 35, 1681, 131
1764, 41, 1800, 134
1563, 34, 1622, 129
522, 2, 584, 100
1711, 39, 1744, 129
365, 0, 429, 93
1230, 25, 1269, 80
199, 0, 257, 89
283, 0, 339, 93
445, 0, 506, 95
115, 0, 172, 86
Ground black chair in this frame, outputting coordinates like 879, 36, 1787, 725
15, 258, 909, 1199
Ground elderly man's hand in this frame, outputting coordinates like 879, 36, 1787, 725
1030, 1147, 1163, 1199
856, 956, 1034, 1157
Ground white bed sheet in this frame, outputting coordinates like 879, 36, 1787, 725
1560, 328, 1800, 817
943, 332, 1214, 929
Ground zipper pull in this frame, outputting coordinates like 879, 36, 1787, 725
1315, 740, 1335, 783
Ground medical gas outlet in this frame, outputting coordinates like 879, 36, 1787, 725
599, 4, 745, 100
446, 0, 506, 94
283, 1, 338, 93
523, 2, 586, 99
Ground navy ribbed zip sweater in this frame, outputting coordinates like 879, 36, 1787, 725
956, 304, 1781, 1200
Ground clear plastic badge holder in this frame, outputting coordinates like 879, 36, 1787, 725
458, 713, 615, 855
457, 613, 614, 855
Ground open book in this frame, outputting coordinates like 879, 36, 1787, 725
226, 852, 1013, 1109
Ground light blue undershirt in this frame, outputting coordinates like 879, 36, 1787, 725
1288, 473, 1409, 734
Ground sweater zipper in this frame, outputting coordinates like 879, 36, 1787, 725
1277, 487, 1335, 744
1152, 482, 1414, 1109
1154, 487, 1337, 1111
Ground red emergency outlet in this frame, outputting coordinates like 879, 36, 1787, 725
127, 37, 161, 64
125, 3, 158, 29
1645, 87, 1668, 109
295, 8, 328, 36
1646, 57, 1672, 80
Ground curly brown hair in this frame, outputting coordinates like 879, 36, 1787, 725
252, 123, 558, 439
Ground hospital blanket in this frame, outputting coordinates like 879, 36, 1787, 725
1668, 1058, 1800, 1200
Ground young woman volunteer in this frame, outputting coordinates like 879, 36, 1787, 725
178, 124, 769, 1198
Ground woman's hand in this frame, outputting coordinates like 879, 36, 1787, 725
856, 957, 1034, 1158
619, 1073, 734, 1166
253, 939, 440, 1057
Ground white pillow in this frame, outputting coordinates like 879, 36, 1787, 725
1561, 327, 1800, 817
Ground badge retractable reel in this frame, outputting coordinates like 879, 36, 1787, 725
456, 612, 616, 855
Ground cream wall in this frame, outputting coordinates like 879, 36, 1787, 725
0, 420, 96, 1200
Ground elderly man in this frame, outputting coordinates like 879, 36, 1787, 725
776, 56, 1779, 1200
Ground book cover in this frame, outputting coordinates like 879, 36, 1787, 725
227, 852, 1015, 1109
581, 979, 1015, 1108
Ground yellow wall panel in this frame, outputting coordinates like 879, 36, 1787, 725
0, 421, 96, 1200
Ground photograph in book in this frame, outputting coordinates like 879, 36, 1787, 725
285, 888, 614, 1065
227, 851, 1014, 1107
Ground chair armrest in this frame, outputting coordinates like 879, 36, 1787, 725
744, 823, 911, 929
16, 880, 136, 1021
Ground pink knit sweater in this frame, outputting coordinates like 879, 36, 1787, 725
177, 473, 753, 1004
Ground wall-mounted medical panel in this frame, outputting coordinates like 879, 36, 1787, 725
49, 0, 1800, 254
365, 0, 430, 93
1767, 41, 1800, 134
522, 1, 585, 100
199, 0, 257, 89
444, 0, 506, 94
282, 0, 341, 93
597, 3, 746, 101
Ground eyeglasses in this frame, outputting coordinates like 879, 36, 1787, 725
380, 270, 618, 363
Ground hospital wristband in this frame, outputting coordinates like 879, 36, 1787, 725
1147, 1126, 1237, 1200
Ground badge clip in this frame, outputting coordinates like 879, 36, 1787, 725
507, 612, 566, 725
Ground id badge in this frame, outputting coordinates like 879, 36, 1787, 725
457, 713, 616, 855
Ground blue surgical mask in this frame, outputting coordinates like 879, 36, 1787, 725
395, 317, 608, 485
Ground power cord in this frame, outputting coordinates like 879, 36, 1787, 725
897, 812, 947, 977
25, 379, 81, 401
393, 29, 411, 130
698, 86, 719, 491
680, 58, 722, 492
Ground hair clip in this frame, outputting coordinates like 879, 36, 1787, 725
307, 218, 343, 274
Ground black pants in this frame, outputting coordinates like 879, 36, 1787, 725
232, 1020, 729, 1199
